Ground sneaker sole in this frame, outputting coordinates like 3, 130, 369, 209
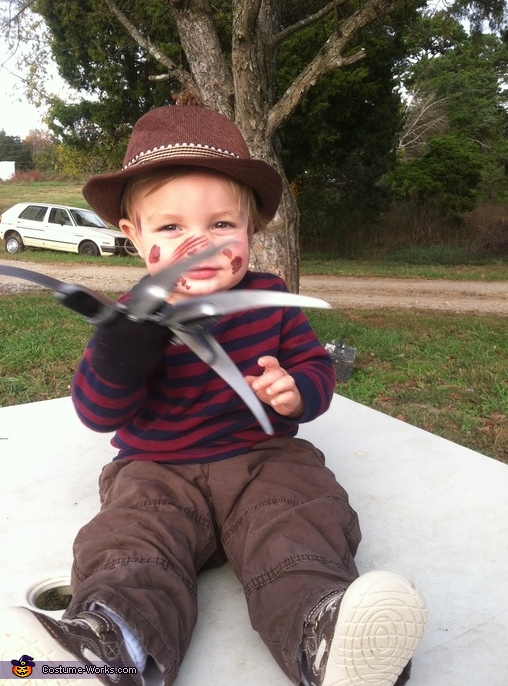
0, 606, 103, 685
321, 570, 427, 686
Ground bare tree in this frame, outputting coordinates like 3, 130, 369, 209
398, 88, 449, 161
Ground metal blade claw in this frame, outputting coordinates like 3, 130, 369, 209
163, 290, 331, 326
0, 264, 120, 325
170, 323, 217, 366
0, 264, 67, 292
173, 324, 274, 435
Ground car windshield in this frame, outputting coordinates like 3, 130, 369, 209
70, 209, 108, 229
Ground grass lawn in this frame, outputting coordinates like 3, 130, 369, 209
1, 246, 506, 279
307, 307, 508, 464
300, 256, 508, 281
1, 179, 507, 277
0, 181, 89, 215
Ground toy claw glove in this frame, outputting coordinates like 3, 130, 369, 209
91, 314, 172, 386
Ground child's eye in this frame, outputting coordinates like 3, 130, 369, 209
213, 221, 234, 230
159, 224, 180, 232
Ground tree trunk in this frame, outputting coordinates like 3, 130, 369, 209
168, 2, 299, 291
170, 0, 234, 117
249, 152, 300, 294
231, 0, 300, 293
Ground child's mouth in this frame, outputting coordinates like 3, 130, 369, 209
185, 267, 219, 280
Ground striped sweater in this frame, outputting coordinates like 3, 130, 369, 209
71, 271, 335, 463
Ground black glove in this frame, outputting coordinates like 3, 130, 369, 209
91, 313, 172, 386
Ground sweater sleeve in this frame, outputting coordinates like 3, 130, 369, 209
71, 341, 150, 433
71, 289, 171, 432
278, 305, 336, 423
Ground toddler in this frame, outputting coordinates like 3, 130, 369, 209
0, 106, 426, 686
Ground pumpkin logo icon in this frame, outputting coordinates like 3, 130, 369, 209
11, 655, 35, 678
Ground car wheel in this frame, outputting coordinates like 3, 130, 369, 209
78, 240, 100, 257
123, 239, 139, 256
5, 232, 25, 254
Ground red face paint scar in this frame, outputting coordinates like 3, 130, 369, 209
171, 236, 208, 262
135, 212, 142, 236
149, 244, 160, 264
177, 277, 191, 290
231, 256, 243, 274
222, 248, 232, 259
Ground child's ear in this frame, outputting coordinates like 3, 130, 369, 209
119, 218, 143, 258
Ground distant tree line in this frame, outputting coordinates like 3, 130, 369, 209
0, 131, 33, 170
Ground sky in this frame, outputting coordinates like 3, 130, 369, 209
0, 33, 71, 139
1, 48, 45, 138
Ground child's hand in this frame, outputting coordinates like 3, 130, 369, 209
245, 356, 304, 419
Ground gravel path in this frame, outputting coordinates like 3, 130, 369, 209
1, 259, 507, 314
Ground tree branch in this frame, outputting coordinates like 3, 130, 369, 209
1, 0, 38, 29
268, 46, 366, 136
268, 0, 395, 136
104, 0, 202, 103
271, 0, 349, 49
398, 89, 449, 159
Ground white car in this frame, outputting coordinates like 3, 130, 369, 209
0, 202, 137, 257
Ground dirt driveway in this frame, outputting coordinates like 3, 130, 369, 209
300, 274, 508, 314
1, 259, 507, 314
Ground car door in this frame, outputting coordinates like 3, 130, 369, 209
15, 205, 49, 247
44, 207, 75, 253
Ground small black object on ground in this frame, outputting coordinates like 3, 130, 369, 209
324, 338, 356, 383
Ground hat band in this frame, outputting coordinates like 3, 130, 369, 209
124, 143, 241, 170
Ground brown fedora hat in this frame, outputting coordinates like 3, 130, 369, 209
83, 105, 283, 228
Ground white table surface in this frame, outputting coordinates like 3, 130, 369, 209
1, 394, 507, 685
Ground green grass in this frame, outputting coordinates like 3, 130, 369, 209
0, 181, 87, 215
0, 248, 142, 267
1, 290, 506, 464
0, 291, 93, 405
300, 256, 508, 281
306, 308, 508, 464
1, 180, 507, 274
1, 182, 507, 463
1, 180, 507, 276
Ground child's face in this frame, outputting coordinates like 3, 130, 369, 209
120, 169, 251, 300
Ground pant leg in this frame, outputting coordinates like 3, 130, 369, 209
209, 437, 362, 684
66, 459, 219, 686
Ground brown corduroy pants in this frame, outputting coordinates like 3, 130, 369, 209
67, 437, 362, 685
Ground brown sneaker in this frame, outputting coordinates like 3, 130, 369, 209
301, 571, 427, 686
0, 606, 143, 685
